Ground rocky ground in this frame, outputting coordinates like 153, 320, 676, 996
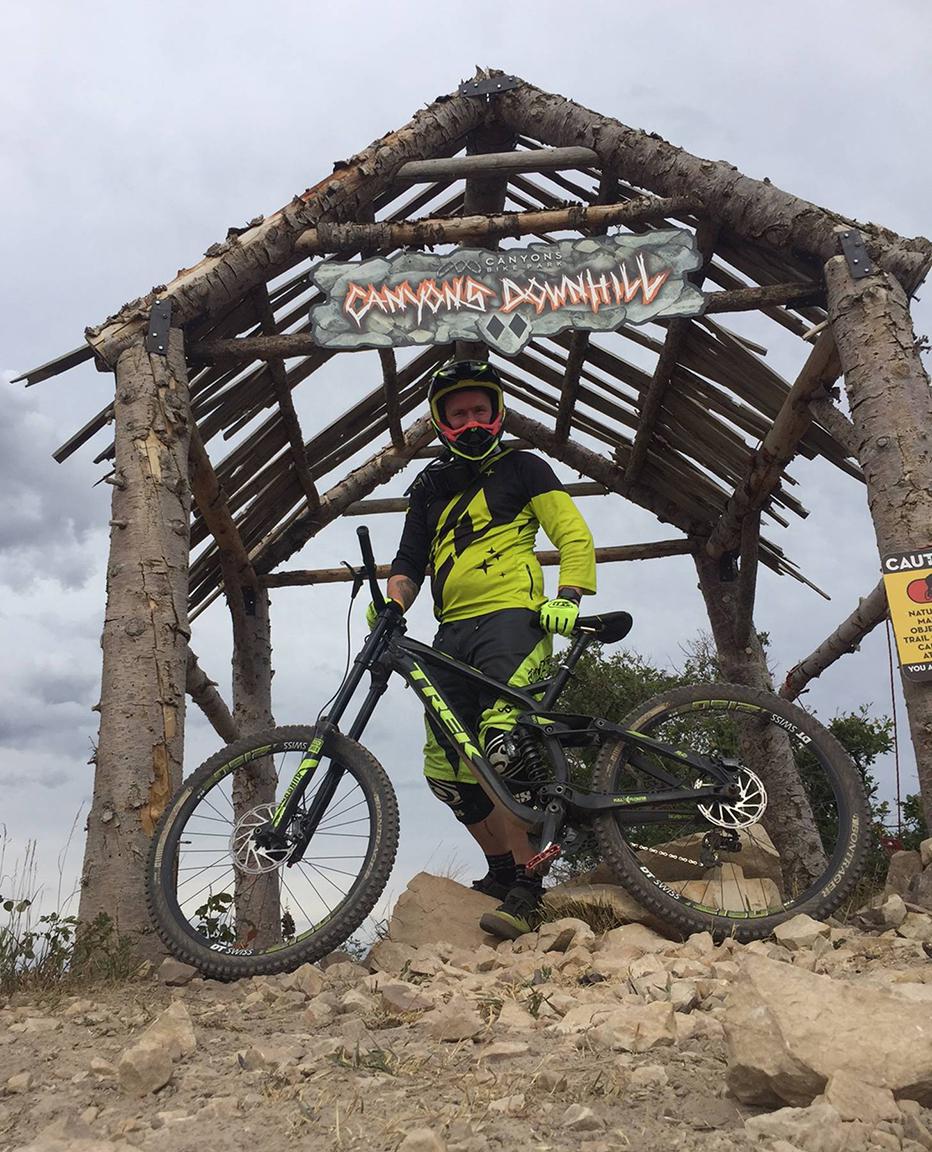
1, 851, 931, 1152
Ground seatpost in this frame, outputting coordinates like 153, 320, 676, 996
540, 630, 594, 709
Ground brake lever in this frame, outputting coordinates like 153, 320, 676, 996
341, 561, 365, 600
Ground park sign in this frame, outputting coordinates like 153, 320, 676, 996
882, 547, 932, 683
309, 231, 706, 355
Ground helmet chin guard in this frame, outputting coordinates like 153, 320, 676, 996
427, 359, 506, 462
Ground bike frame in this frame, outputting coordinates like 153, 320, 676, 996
266, 534, 742, 866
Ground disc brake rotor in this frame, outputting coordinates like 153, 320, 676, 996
694, 767, 767, 830
229, 804, 291, 874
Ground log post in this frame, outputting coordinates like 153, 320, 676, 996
825, 253, 932, 826
693, 548, 827, 892
78, 328, 191, 954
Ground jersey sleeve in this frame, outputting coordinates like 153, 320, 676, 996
520, 454, 597, 596
389, 481, 430, 587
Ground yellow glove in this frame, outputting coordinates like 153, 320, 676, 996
538, 596, 580, 636
366, 598, 403, 630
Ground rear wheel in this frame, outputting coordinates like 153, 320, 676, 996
591, 683, 870, 941
146, 725, 398, 979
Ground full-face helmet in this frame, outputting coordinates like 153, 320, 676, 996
426, 359, 506, 461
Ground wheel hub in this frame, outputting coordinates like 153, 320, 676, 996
230, 804, 291, 874
694, 767, 767, 830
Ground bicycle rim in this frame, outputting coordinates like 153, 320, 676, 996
591, 683, 869, 939
147, 726, 398, 976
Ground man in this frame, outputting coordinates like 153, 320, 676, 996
368, 359, 596, 938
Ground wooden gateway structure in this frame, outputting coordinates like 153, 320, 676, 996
18, 70, 932, 944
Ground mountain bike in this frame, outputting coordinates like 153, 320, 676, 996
146, 527, 870, 979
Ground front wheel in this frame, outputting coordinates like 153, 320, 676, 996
146, 725, 399, 979
591, 683, 870, 941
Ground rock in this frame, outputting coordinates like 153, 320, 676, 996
399, 1130, 447, 1152
5, 1071, 33, 1092
823, 1070, 900, 1124
920, 838, 932, 870
488, 1092, 525, 1114
628, 1063, 668, 1091
142, 1001, 196, 1060
237, 1041, 304, 1070
367, 940, 417, 974
379, 980, 436, 1014
670, 979, 700, 1013
878, 894, 909, 929
544, 883, 658, 928
772, 913, 832, 952
561, 1103, 602, 1130
318, 949, 355, 969
906, 869, 932, 914
496, 1000, 537, 1030
388, 873, 500, 950
157, 957, 199, 986
897, 912, 932, 943
886, 851, 923, 897
536, 917, 594, 953
422, 994, 484, 1041
118, 1036, 174, 1096
89, 1057, 117, 1078
598, 923, 673, 956
478, 1041, 530, 1061
587, 1001, 677, 1053
744, 1101, 847, 1152
279, 962, 325, 998
724, 954, 932, 1106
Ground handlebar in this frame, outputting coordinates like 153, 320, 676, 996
356, 526, 385, 612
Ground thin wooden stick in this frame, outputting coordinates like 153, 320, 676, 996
554, 331, 588, 442
378, 348, 404, 448
188, 425, 258, 590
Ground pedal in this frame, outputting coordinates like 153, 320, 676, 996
526, 843, 562, 873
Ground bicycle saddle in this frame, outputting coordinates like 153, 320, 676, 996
576, 611, 633, 644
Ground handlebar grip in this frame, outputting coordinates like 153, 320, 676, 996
356, 526, 385, 610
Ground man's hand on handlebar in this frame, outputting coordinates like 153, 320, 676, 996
365, 598, 405, 631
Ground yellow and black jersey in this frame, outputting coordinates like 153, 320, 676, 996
390, 448, 596, 622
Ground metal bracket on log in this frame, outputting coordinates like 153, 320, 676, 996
145, 299, 172, 355
242, 585, 257, 617
718, 549, 739, 583
838, 229, 874, 279
458, 75, 520, 97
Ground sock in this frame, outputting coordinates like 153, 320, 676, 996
485, 851, 516, 885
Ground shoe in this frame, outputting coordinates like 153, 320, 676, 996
471, 873, 511, 901
479, 883, 543, 940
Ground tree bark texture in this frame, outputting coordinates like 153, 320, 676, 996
495, 77, 932, 289
79, 329, 191, 951
85, 91, 488, 366
230, 585, 279, 948
780, 581, 888, 702
693, 549, 827, 892
186, 647, 239, 744
825, 255, 932, 827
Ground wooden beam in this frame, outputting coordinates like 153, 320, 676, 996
626, 220, 719, 483
341, 480, 610, 516
393, 146, 600, 184
186, 647, 239, 744
188, 424, 258, 589
705, 330, 842, 559
261, 538, 695, 587
495, 75, 932, 289
252, 415, 437, 575
780, 581, 888, 701
294, 195, 700, 257
415, 438, 529, 458
505, 409, 703, 536
378, 348, 404, 448
554, 331, 588, 442
702, 280, 824, 314
256, 288, 320, 513
808, 390, 860, 460
734, 510, 761, 647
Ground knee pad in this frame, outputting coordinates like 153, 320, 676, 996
425, 777, 494, 825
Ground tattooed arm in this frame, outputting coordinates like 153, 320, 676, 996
387, 574, 420, 612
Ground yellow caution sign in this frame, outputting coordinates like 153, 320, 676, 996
882, 547, 932, 682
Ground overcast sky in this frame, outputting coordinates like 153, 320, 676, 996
2, 0, 930, 922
